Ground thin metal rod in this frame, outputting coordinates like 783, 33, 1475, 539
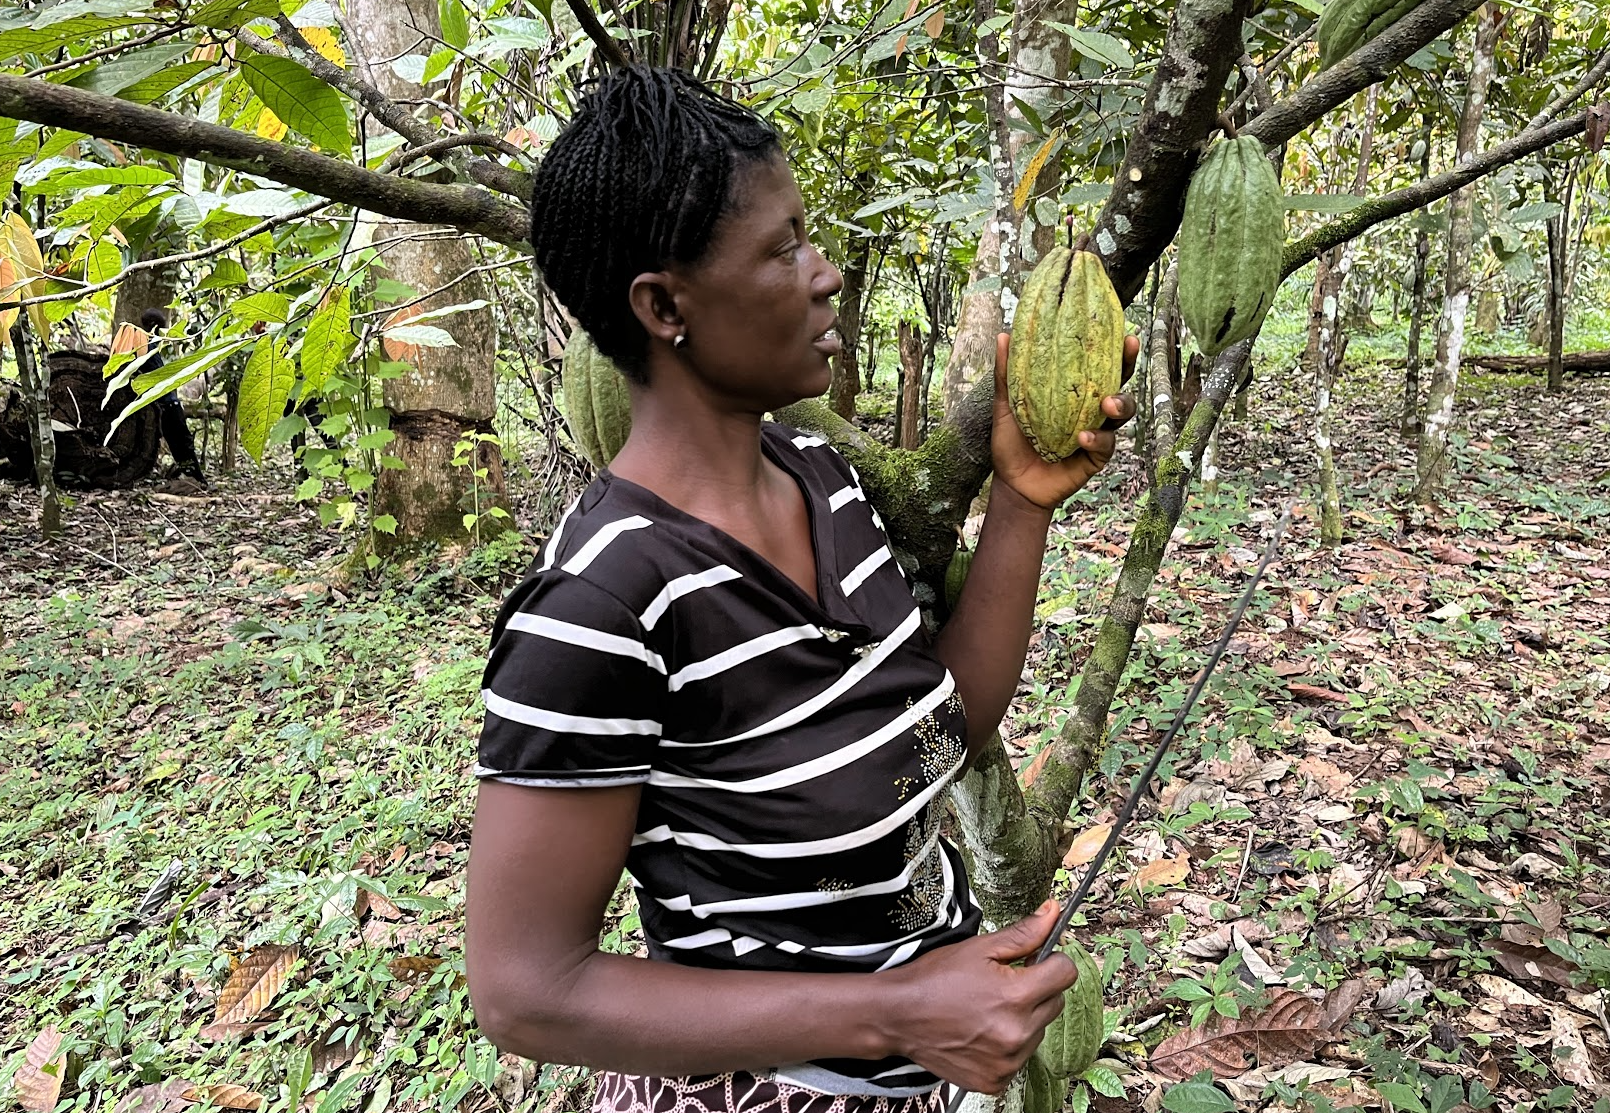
944, 502, 1293, 1113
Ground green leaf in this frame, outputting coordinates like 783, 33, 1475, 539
1508, 201, 1563, 225
198, 259, 250, 290
222, 188, 308, 218
357, 429, 395, 451
439, 0, 469, 48
83, 239, 121, 285
112, 337, 252, 437
285, 1047, 313, 1110
295, 477, 324, 501
469, 15, 551, 55
1161, 1082, 1235, 1113
0, 17, 140, 58
36, 165, 175, 193
301, 285, 353, 392
1428, 1076, 1463, 1113
1044, 24, 1133, 69
371, 514, 398, 535
119, 59, 218, 105
382, 323, 457, 348
61, 42, 194, 97
1284, 193, 1366, 213
190, 0, 282, 30
232, 291, 291, 325
1375, 1082, 1429, 1113
239, 336, 296, 463
1083, 1067, 1123, 1099
240, 54, 351, 156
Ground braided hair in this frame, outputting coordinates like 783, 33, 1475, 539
530, 66, 780, 383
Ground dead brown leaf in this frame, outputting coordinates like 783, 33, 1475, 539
310, 1027, 362, 1076
1287, 683, 1350, 704
1132, 854, 1190, 889
1150, 989, 1324, 1080
15, 1026, 66, 1112
1063, 823, 1113, 869
212, 944, 297, 1027
1020, 745, 1054, 789
1430, 543, 1479, 566
388, 955, 446, 981
196, 1020, 272, 1043
1485, 940, 1580, 988
1317, 979, 1368, 1033
115, 1081, 192, 1113
182, 1085, 263, 1111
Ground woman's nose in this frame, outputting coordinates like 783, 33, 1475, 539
813, 247, 843, 299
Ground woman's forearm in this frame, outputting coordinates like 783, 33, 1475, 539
477, 949, 908, 1075
932, 481, 1054, 757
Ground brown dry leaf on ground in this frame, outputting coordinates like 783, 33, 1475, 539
15, 1026, 66, 1112
1133, 855, 1190, 889
182, 1084, 264, 1110
1150, 989, 1325, 1079
115, 1081, 193, 1113
1485, 939, 1580, 988
210, 944, 297, 1027
1063, 823, 1114, 868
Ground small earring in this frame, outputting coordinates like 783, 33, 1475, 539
673, 333, 688, 349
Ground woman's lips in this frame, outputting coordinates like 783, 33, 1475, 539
812, 327, 842, 356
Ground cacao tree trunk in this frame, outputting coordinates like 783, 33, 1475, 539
1416, 6, 1501, 502
829, 236, 871, 419
1546, 216, 1565, 393
1403, 220, 1431, 436
350, 0, 505, 552
110, 246, 180, 332
898, 321, 923, 450
10, 318, 60, 537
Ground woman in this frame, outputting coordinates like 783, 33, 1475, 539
466, 66, 1137, 1113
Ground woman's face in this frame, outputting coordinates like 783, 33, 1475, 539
662, 154, 844, 411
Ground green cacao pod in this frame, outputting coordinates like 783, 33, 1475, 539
560, 329, 632, 468
1038, 940, 1105, 1079
1176, 135, 1284, 359
1006, 247, 1125, 463
1315, 0, 1416, 69
944, 548, 973, 610
1022, 1049, 1064, 1113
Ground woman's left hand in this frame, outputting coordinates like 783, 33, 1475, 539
990, 331, 1139, 512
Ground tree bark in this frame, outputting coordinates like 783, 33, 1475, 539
1545, 216, 1565, 392
829, 235, 870, 420
1464, 350, 1610, 375
349, 0, 507, 551
9, 319, 60, 537
1402, 123, 1434, 437
1416, 5, 1501, 503
898, 321, 923, 450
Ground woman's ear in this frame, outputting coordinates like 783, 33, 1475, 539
628, 272, 684, 348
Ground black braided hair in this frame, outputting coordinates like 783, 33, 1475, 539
530, 66, 780, 383
139, 308, 168, 331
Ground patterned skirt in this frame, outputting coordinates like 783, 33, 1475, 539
591, 1072, 949, 1113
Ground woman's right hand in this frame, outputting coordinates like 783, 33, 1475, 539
878, 900, 1077, 1093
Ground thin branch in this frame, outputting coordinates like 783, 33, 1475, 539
380, 132, 531, 173
1227, 24, 1316, 117
562, 0, 633, 69
1531, 47, 1610, 130
351, 257, 523, 321
1244, 0, 1485, 150
1282, 106, 1590, 277
24, 26, 187, 78
0, 74, 531, 246
3, 201, 332, 310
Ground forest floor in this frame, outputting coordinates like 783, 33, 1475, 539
2, 325, 1609, 1113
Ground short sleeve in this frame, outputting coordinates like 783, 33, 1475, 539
476, 571, 664, 787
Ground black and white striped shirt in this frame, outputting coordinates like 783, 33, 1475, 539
476, 421, 981, 1096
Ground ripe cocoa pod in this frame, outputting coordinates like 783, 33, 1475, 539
1038, 940, 1105, 1079
1176, 135, 1284, 358
944, 548, 973, 610
1316, 0, 1416, 68
560, 329, 632, 468
1006, 247, 1125, 463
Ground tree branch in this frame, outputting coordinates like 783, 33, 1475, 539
1531, 47, 1610, 129
562, 0, 634, 69
24, 26, 187, 78
1243, 0, 1485, 149
1282, 107, 1590, 277
0, 75, 531, 247
1087, 0, 1257, 303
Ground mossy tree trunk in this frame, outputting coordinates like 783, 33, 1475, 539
350, 0, 506, 551
10, 318, 60, 537
829, 233, 871, 419
1402, 122, 1434, 437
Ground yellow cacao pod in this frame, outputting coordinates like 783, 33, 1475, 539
1006, 247, 1124, 463
560, 329, 632, 468
1038, 940, 1105, 1079
1176, 135, 1284, 359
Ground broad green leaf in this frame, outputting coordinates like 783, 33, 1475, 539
221, 188, 309, 218
853, 187, 926, 220
285, 1048, 313, 1111
1375, 1083, 1429, 1113
381, 323, 457, 348
1284, 193, 1367, 213
36, 129, 87, 162
0, 118, 26, 202
37, 166, 175, 193
371, 514, 398, 535
422, 47, 456, 83
1045, 25, 1133, 69
975, 14, 1011, 36
291, 1, 338, 26
1161, 1082, 1235, 1113
61, 42, 194, 97
469, 15, 551, 56
1508, 201, 1563, 225
84, 239, 122, 285
32, 0, 139, 26
119, 59, 219, 105
300, 286, 353, 392
239, 337, 296, 463
440, 0, 470, 48
0, 17, 140, 57
232, 291, 292, 325
1083, 1067, 1123, 1099
191, 0, 282, 30
239, 54, 351, 156
111, 337, 252, 437
198, 259, 250, 290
